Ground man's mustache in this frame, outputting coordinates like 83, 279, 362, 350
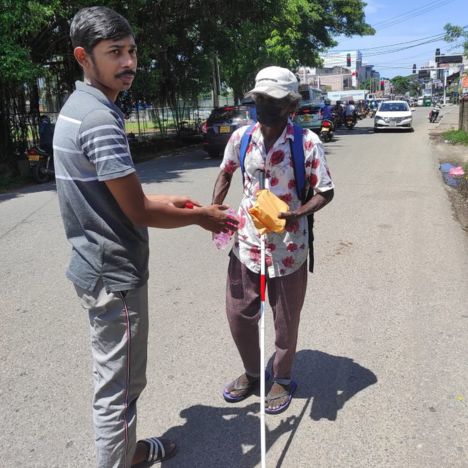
115, 70, 136, 78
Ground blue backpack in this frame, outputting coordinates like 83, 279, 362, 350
239, 124, 315, 273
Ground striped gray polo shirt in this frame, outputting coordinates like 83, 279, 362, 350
54, 81, 149, 292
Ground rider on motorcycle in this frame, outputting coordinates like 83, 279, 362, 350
322, 98, 334, 123
333, 100, 343, 127
429, 102, 441, 123
38, 115, 54, 154
345, 100, 357, 123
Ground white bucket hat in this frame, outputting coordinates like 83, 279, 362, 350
246, 66, 300, 100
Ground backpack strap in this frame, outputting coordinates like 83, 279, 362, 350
289, 124, 315, 274
239, 124, 256, 178
290, 124, 306, 202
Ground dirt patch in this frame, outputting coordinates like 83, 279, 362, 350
431, 134, 468, 233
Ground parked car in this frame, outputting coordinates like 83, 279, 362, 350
202, 105, 253, 157
293, 102, 324, 133
374, 100, 414, 132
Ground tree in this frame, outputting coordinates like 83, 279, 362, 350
444, 23, 468, 58
0, 0, 375, 173
218, 0, 375, 101
390, 75, 421, 96
391, 76, 411, 94
0, 0, 61, 171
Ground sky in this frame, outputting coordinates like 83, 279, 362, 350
329, 0, 468, 78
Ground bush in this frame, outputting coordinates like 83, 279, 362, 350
443, 130, 468, 145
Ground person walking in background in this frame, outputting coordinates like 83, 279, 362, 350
212, 66, 334, 414
54, 6, 237, 467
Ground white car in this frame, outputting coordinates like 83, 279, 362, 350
374, 100, 414, 132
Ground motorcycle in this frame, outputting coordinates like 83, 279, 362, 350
319, 118, 334, 142
26, 146, 54, 183
345, 115, 356, 130
429, 107, 440, 123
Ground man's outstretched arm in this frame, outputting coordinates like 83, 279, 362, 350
105, 173, 237, 233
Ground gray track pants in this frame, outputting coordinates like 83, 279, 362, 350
75, 281, 149, 468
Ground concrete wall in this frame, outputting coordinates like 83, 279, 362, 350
459, 96, 468, 131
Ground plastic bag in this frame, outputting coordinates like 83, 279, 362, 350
248, 189, 289, 234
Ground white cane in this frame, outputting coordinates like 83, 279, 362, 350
258, 171, 267, 468
259, 232, 266, 468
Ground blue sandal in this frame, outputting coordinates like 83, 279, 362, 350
223, 371, 270, 403
265, 381, 297, 415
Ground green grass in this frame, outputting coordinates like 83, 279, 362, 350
443, 129, 468, 146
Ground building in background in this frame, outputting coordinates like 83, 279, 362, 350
321, 51, 363, 88
297, 65, 354, 91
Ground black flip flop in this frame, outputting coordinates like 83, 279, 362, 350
131, 437, 177, 467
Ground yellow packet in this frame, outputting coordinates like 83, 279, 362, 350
248, 189, 289, 234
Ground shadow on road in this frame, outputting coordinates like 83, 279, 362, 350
137, 147, 221, 185
334, 123, 375, 136
0, 147, 220, 203
160, 402, 296, 468
274, 349, 377, 468
0, 180, 57, 203
160, 349, 376, 468
291, 349, 377, 421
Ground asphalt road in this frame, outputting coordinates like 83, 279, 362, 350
1, 108, 467, 468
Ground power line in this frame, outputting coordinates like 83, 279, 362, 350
331, 32, 450, 53
371, 0, 456, 31
331, 26, 467, 54
327, 29, 466, 64
371, 0, 446, 26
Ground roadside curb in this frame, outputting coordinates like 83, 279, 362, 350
428, 104, 459, 137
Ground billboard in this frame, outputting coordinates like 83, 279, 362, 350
436, 55, 463, 65
326, 90, 368, 102
418, 69, 430, 79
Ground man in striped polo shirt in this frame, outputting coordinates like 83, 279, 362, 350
54, 6, 237, 468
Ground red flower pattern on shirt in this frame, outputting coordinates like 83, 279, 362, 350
279, 193, 292, 204
238, 213, 247, 230
282, 256, 295, 268
285, 220, 300, 233
287, 243, 298, 252
270, 150, 285, 165
249, 246, 261, 263
223, 159, 237, 174
270, 176, 279, 186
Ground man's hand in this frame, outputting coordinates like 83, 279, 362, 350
278, 210, 300, 229
196, 204, 239, 233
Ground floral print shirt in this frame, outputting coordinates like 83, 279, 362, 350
220, 120, 334, 277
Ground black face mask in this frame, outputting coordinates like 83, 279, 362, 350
256, 101, 286, 126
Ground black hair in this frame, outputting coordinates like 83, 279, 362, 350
70, 6, 134, 53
